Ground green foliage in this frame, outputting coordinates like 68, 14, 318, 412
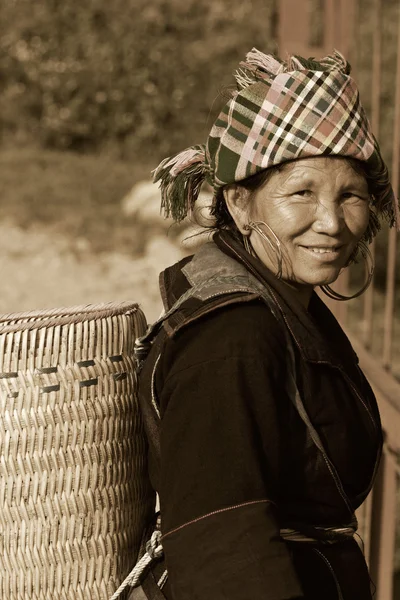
0, 0, 277, 160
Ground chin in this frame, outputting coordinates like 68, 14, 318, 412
297, 268, 342, 288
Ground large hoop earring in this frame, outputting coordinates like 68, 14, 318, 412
243, 221, 283, 279
320, 242, 374, 301
242, 233, 257, 256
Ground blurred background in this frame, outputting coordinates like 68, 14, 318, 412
0, 0, 398, 320
0, 0, 400, 598
0, 0, 278, 322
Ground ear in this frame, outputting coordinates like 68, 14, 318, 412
223, 185, 250, 234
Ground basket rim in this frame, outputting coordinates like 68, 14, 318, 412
0, 301, 145, 334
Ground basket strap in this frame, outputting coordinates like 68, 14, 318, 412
136, 326, 168, 474
109, 531, 164, 599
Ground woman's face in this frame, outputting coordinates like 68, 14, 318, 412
245, 156, 370, 289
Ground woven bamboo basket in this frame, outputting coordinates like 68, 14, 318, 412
0, 302, 155, 600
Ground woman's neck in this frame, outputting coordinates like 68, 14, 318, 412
281, 280, 313, 309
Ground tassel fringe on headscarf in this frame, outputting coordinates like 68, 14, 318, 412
152, 145, 207, 222
234, 49, 351, 90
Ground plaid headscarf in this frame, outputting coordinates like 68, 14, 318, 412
153, 49, 399, 235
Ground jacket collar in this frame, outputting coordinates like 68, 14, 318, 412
159, 230, 358, 368
214, 230, 358, 367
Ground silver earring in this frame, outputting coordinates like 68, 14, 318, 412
320, 242, 374, 301
243, 221, 283, 279
242, 233, 256, 256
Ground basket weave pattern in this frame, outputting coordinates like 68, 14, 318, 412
0, 302, 153, 600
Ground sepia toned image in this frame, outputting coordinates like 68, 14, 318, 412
0, 1, 400, 599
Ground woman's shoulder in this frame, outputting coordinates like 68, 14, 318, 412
159, 299, 287, 380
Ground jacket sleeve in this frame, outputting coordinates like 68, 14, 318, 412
156, 301, 304, 600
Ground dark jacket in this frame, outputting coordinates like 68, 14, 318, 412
138, 230, 382, 600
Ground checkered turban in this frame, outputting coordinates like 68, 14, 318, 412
153, 49, 399, 235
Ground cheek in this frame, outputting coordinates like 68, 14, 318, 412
251, 200, 306, 233
269, 208, 314, 241
345, 204, 370, 237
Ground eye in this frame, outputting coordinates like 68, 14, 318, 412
341, 191, 369, 202
293, 189, 312, 197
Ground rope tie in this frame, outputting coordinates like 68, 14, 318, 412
108, 530, 164, 600
146, 530, 164, 559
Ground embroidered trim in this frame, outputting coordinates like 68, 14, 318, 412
161, 498, 273, 540
157, 569, 168, 589
151, 353, 162, 419
313, 548, 345, 600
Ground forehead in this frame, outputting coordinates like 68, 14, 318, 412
274, 156, 367, 184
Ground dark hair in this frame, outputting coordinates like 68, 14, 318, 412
210, 165, 280, 233
207, 156, 380, 243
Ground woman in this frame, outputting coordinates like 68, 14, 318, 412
137, 50, 399, 600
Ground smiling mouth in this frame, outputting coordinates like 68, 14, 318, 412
300, 245, 345, 261
306, 246, 342, 254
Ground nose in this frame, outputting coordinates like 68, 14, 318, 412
312, 199, 345, 235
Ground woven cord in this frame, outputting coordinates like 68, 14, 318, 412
108, 530, 164, 600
